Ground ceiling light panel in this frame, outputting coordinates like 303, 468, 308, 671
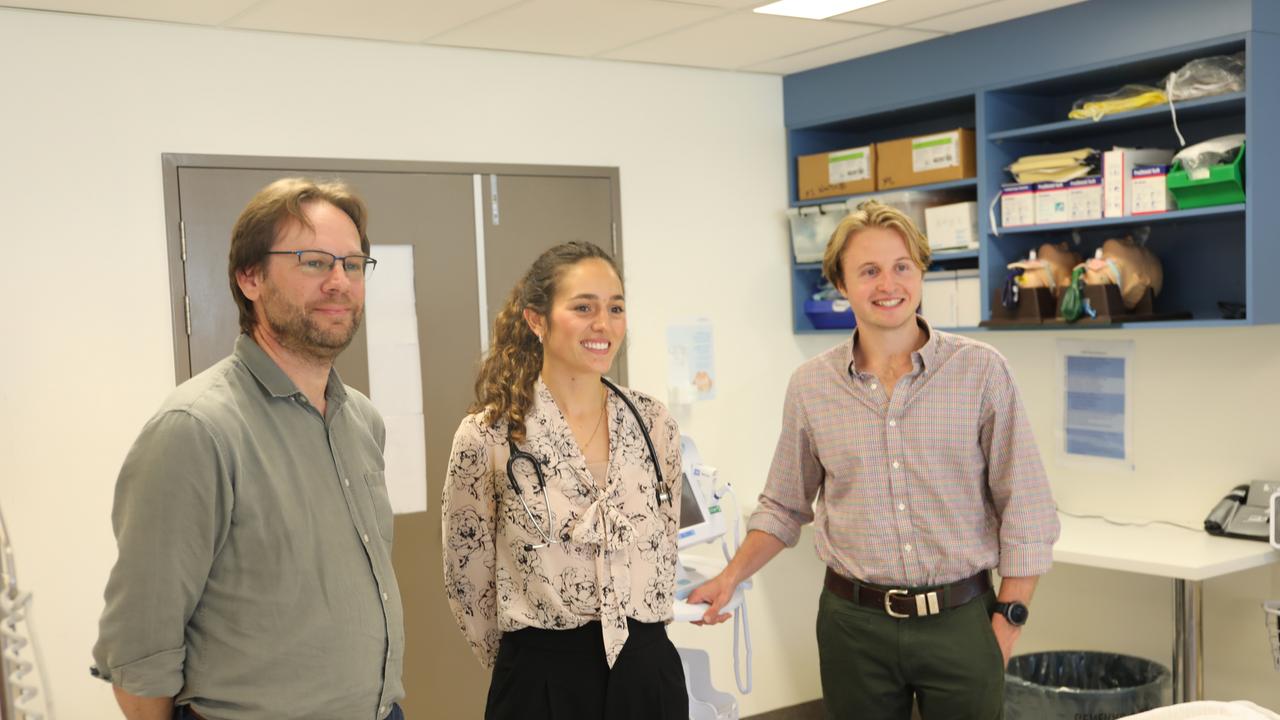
829, 0, 989, 26
227, 0, 524, 43
602, 11, 879, 70
427, 0, 723, 57
753, 0, 887, 21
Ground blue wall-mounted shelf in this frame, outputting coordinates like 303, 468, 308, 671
783, 0, 1272, 332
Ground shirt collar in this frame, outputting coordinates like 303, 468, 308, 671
234, 334, 348, 406
846, 316, 939, 377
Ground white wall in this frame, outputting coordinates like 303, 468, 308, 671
982, 327, 1280, 708
0, 9, 802, 717
4, 7, 1279, 719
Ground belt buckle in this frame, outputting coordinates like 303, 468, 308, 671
884, 588, 911, 618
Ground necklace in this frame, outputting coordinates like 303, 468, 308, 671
581, 385, 608, 455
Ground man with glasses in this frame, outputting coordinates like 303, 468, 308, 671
92, 178, 405, 720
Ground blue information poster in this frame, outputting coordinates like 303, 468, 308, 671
1059, 340, 1133, 467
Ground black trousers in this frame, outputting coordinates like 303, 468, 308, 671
485, 619, 688, 720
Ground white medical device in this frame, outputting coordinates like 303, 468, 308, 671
1, 505, 54, 720
672, 436, 752, 720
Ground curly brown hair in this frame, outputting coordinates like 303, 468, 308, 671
472, 241, 621, 442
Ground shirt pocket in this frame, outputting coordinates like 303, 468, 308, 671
362, 471, 395, 542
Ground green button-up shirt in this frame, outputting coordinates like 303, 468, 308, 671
93, 335, 404, 720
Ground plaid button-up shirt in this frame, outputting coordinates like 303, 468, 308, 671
748, 321, 1059, 587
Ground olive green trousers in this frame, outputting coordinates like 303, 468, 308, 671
816, 587, 1005, 720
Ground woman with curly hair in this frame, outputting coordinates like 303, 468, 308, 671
441, 241, 687, 719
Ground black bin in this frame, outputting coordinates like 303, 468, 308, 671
1005, 651, 1170, 720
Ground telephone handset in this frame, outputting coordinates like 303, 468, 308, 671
1204, 480, 1275, 542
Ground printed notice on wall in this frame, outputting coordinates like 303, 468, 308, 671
365, 244, 428, 514
1058, 339, 1134, 469
667, 319, 716, 405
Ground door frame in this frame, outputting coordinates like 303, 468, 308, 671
161, 153, 623, 381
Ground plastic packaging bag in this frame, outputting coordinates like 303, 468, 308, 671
1165, 52, 1245, 101
1005, 651, 1169, 720
1172, 133, 1245, 177
1068, 84, 1167, 121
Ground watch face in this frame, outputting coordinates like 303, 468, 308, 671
1006, 602, 1030, 626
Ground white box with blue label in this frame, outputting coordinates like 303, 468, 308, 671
1001, 183, 1035, 228
1130, 165, 1174, 215
1035, 181, 1071, 225
1067, 175, 1103, 221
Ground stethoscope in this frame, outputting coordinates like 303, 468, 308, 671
506, 376, 670, 551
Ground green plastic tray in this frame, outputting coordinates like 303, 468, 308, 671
1167, 141, 1245, 209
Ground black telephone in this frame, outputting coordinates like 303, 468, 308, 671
1204, 480, 1275, 541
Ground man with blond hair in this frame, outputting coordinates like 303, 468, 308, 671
692, 201, 1059, 719
93, 178, 405, 720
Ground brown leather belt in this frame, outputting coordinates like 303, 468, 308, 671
824, 568, 990, 619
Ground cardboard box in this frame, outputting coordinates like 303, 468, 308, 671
797, 146, 875, 200
1001, 183, 1035, 228
877, 129, 975, 190
1130, 165, 1174, 215
924, 201, 978, 250
1034, 181, 1070, 225
1067, 175, 1104, 221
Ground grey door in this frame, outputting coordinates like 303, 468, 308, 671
481, 172, 625, 381
168, 157, 622, 720
175, 164, 489, 718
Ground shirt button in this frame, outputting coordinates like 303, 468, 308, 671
379, 706, 385, 715
870, 383, 878, 390
904, 543, 912, 552
382, 591, 389, 602
892, 461, 900, 469
362, 533, 370, 543
343, 478, 350, 488
888, 420, 897, 427
898, 503, 906, 511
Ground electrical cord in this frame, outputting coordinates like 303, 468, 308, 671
1057, 507, 1204, 533
713, 483, 752, 696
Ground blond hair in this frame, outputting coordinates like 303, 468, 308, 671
822, 200, 931, 290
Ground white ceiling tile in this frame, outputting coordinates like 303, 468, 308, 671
645, 0, 761, 8
745, 26, 942, 74
830, 0, 988, 27
601, 11, 880, 70
227, 0, 524, 43
1, 0, 259, 25
910, 0, 1086, 33
427, 0, 724, 57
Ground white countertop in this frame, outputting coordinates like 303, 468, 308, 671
1054, 512, 1279, 581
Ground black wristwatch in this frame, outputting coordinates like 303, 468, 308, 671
992, 601, 1030, 626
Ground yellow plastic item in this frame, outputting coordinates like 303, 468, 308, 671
1069, 88, 1167, 121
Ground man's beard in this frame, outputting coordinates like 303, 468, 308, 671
260, 283, 363, 364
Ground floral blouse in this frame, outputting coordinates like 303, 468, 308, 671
442, 379, 682, 668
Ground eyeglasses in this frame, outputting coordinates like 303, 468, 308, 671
266, 250, 377, 278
